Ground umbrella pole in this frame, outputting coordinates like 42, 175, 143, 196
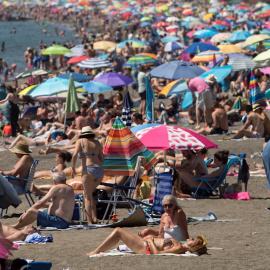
63, 112, 67, 132
163, 151, 167, 168
152, 99, 154, 123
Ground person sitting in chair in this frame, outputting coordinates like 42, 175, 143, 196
0, 141, 33, 194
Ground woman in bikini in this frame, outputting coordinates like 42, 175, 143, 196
138, 195, 189, 241
71, 126, 104, 225
87, 228, 206, 255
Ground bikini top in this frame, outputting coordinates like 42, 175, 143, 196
78, 138, 99, 159
163, 225, 185, 242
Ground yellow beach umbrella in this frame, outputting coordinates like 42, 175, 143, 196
253, 49, 270, 61
93, 41, 117, 50
203, 13, 214, 20
243, 34, 270, 47
217, 44, 243, 53
19, 85, 38, 96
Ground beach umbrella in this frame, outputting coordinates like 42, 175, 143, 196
150, 61, 205, 80
134, 125, 218, 151
18, 85, 38, 96
249, 72, 267, 108
103, 118, 157, 176
253, 49, 270, 62
203, 13, 215, 20
159, 79, 188, 97
28, 77, 82, 98
190, 50, 222, 63
243, 34, 270, 47
67, 56, 90, 64
140, 16, 152, 22
208, 53, 251, 68
139, 53, 158, 60
93, 41, 117, 50
121, 91, 133, 127
146, 75, 155, 122
183, 42, 219, 53
41, 45, 72, 55
199, 65, 233, 83
155, 21, 169, 28
15, 68, 51, 79
130, 124, 162, 134
227, 57, 256, 71
259, 67, 270, 75
161, 36, 179, 43
164, 41, 184, 52
98, 54, 109, 60
217, 44, 243, 53
117, 39, 147, 48
166, 16, 180, 22
193, 29, 218, 39
35, 92, 86, 101
225, 31, 252, 42
64, 44, 84, 57
82, 81, 113, 93
57, 73, 90, 82
210, 33, 233, 44
189, 21, 207, 29
78, 58, 112, 69
124, 55, 158, 67
93, 73, 134, 87
141, 22, 152, 27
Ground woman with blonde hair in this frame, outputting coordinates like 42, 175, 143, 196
71, 126, 104, 225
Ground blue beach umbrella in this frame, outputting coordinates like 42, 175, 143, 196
58, 73, 91, 82
161, 36, 179, 43
199, 65, 232, 83
141, 22, 152, 27
131, 123, 161, 133
193, 29, 218, 39
225, 31, 252, 42
82, 81, 113, 93
164, 41, 184, 52
183, 42, 219, 53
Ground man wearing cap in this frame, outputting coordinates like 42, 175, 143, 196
0, 141, 33, 194
12, 172, 74, 230
226, 104, 264, 140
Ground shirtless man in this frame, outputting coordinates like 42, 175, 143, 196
195, 101, 228, 135
95, 112, 113, 137
226, 104, 264, 140
12, 172, 75, 229
252, 104, 270, 136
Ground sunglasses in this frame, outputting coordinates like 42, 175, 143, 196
163, 204, 173, 208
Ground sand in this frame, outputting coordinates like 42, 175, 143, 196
1, 125, 270, 270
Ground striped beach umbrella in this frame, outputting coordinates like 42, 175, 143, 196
227, 57, 256, 71
210, 33, 233, 44
102, 118, 157, 176
117, 39, 147, 48
249, 72, 267, 108
124, 55, 158, 67
164, 41, 184, 52
159, 79, 188, 97
190, 50, 222, 63
78, 58, 112, 69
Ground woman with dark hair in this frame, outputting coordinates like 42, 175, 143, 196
178, 150, 230, 188
0, 86, 22, 137
71, 126, 104, 225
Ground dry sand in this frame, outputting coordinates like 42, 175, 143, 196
1, 124, 270, 270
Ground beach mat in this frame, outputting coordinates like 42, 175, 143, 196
187, 211, 243, 222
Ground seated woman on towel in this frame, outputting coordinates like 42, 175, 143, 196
178, 150, 230, 188
34, 152, 72, 179
138, 195, 189, 242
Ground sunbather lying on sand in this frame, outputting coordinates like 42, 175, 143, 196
87, 227, 207, 255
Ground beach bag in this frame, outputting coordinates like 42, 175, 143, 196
139, 181, 152, 199
219, 182, 242, 196
93, 189, 112, 220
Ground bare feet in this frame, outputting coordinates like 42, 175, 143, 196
193, 125, 201, 130
253, 162, 263, 169
86, 250, 99, 256
38, 149, 46, 155
30, 183, 44, 196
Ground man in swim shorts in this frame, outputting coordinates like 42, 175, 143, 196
12, 172, 74, 229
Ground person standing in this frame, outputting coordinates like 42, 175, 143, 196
0, 86, 22, 137
138, 65, 146, 117
71, 126, 104, 225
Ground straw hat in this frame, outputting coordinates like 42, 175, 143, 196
79, 126, 95, 138
10, 141, 32, 155
205, 74, 217, 84
252, 104, 263, 111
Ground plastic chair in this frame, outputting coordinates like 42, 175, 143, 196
190, 157, 239, 198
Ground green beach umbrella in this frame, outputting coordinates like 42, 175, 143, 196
42, 45, 72, 55
65, 74, 80, 113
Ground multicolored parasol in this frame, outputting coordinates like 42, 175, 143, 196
190, 50, 222, 63
103, 118, 157, 176
249, 72, 267, 107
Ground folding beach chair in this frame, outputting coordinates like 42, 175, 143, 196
21, 105, 40, 120
152, 166, 175, 214
190, 157, 239, 198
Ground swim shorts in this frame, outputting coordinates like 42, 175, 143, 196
37, 210, 70, 229
196, 89, 213, 110
210, 128, 228, 135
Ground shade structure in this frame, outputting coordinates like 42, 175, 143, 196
93, 41, 116, 50
208, 53, 251, 68
28, 77, 83, 98
121, 91, 133, 127
134, 125, 218, 151
82, 81, 113, 93
58, 73, 90, 82
217, 44, 243, 53
164, 41, 184, 52
124, 55, 158, 67
243, 34, 270, 47
183, 42, 219, 53
65, 74, 81, 113
159, 79, 188, 97
93, 72, 134, 87
193, 29, 218, 39
102, 118, 157, 176
161, 36, 179, 43
130, 123, 162, 134
166, 16, 180, 22
155, 21, 169, 28
18, 85, 38, 96
35, 92, 85, 100
190, 50, 222, 63
149, 61, 205, 80
15, 68, 51, 79
249, 72, 267, 108
199, 65, 232, 83
64, 45, 84, 57
78, 58, 112, 69
41, 45, 72, 55
253, 49, 270, 62
225, 31, 252, 42
210, 33, 233, 44
67, 56, 90, 64
227, 57, 256, 71
117, 39, 147, 48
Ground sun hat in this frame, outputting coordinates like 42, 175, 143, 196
169, 93, 178, 99
79, 126, 95, 138
188, 235, 207, 255
10, 141, 32, 155
205, 74, 217, 84
252, 103, 263, 111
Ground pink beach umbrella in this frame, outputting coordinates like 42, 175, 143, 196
260, 67, 270, 75
134, 125, 218, 151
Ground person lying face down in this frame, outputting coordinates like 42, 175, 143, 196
87, 227, 207, 256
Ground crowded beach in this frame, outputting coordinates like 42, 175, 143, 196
0, 0, 270, 269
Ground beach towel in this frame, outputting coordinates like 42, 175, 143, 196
25, 233, 53, 243
187, 211, 243, 222
223, 192, 250, 200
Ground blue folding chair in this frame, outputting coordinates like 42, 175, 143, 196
190, 157, 239, 198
